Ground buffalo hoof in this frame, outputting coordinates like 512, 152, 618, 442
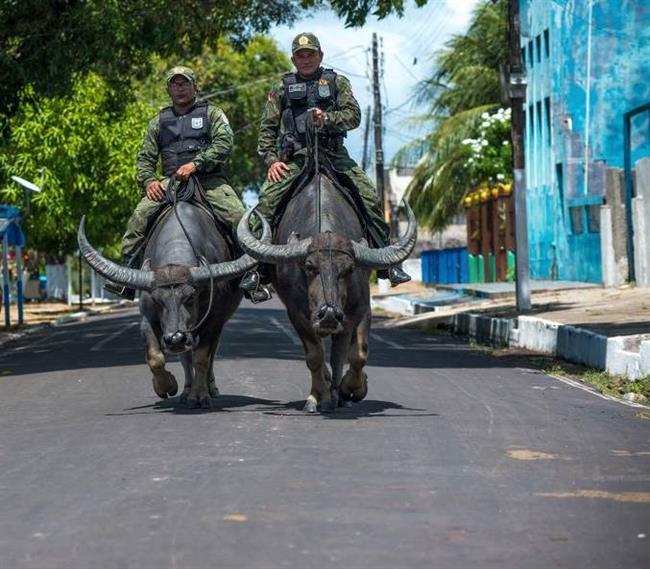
199, 395, 213, 409
208, 380, 219, 399
340, 370, 368, 402
152, 371, 178, 399
179, 388, 191, 404
318, 400, 337, 414
303, 397, 318, 414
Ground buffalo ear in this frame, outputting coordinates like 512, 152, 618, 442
142, 258, 152, 270
288, 232, 301, 244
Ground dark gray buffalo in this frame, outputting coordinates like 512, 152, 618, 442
237, 175, 416, 413
78, 202, 268, 408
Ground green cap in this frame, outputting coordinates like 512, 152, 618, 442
165, 66, 196, 84
291, 32, 321, 54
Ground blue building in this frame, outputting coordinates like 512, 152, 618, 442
520, 0, 650, 282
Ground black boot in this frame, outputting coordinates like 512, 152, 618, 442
239, 269, 272, 303
104, 255, 137, 301
376, 265, 412, 287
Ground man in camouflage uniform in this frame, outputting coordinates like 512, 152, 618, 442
109, 66, 271, 302
246, 32, 410, 288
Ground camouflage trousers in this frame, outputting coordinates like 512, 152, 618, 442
257, 158, 390, 245
121, 179, 245, 258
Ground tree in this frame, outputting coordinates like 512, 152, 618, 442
0, 74, 155, 255
0, 0, 427, 122
0, 0, 300, 122
394, 0, 508, 231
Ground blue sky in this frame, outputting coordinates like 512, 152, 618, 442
270, 0, 480, 165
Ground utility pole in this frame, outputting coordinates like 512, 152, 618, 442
372, 33, 386, 219
508, 0, 531, 311
361, 105, 371, 171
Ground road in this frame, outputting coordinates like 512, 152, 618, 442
0, 299, 648, 568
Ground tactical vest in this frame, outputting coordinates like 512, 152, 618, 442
280, 68, 344, 150
158, 102, 212, 177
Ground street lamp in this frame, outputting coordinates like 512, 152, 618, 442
5, 170, 44, 325
11, 168, 44, 216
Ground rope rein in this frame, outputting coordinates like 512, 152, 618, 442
169, 176, 215, 334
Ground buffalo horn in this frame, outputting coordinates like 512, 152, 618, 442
188, 209, 273, 284
236, 207, 312, 264
77, 216, 155, 290
351, 199, 417, 269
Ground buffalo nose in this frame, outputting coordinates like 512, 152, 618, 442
164, 331, 187, 347
317, 304, 344, 323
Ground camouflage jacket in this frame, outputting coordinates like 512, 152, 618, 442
136, 103, 233, 191
257, 69, 362, 168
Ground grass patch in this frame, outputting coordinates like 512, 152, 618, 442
544, 364, 650, 402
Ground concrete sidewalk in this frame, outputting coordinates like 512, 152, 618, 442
373, 281, 650, 381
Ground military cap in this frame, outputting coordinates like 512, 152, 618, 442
165, 66, 197, 84
291, 32, 321, 54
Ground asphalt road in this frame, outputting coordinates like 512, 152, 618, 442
0, 299, 648, 569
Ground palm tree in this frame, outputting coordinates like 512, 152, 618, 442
395, 0, 508, 231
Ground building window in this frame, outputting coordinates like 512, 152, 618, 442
569, 206, 584, 234
536, 35, 542, 63
528, 40, 534, 67
544, 29, 550, 59
587, 205, 601, 233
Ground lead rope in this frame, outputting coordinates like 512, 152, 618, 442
169, 176, 215, 334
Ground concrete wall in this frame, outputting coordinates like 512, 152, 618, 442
632, 157, 650, 287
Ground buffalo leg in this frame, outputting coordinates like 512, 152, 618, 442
300, 334, 332, 413
179, 351, 194, 403
206, 340, 220, 398
142, 318, 178, 399
185, 345, 212, 409
340, 310, 370, 402
286, 312, 330, 413
330, 327, 354, 410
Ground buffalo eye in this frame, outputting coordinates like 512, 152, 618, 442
304, 260, 318, 274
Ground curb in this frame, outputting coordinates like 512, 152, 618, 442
446, 311, 650, 381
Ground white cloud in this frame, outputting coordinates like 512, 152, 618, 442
270, 0, 480, 165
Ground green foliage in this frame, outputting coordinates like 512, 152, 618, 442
317, 0, 430, 27
0, 0, 428, 121
0, 74, 156, 255
394, 0, 509, 232
461, 108, 512, 188
0, 0, 300, 120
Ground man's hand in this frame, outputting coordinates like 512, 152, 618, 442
311, 108, 326, 128
267, 161, 290, 183
145, 180, 165, 202
176, 162, 197, 181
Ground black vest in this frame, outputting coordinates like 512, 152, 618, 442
280, 68, 343, 148
158, 102, 211, 176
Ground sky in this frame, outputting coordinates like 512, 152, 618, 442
270, 0, 480, 166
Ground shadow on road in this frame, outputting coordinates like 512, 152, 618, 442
1, 305, 553, 379
105, 394, 438, 420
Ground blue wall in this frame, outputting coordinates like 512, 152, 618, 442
520, 0, 650, 282
421, 248, 469, 285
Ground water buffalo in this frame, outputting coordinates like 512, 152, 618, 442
237, 173, 416, 413
78, 200, 269, 408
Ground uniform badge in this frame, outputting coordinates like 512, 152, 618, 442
318, 83, 331, 98
191, 117, 203, 129
298, 35, 309, 46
